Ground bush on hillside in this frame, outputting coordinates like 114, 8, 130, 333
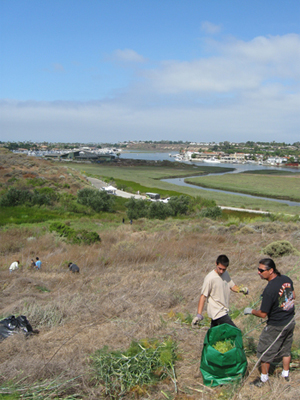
148, 201, 173, 220
168, 195, 190, 216
77, 188, 114, 212
125, 196, 191, 220
74, 229, 101, 245
200, 206, 222, 220
263, 240, 300, 257
125, 198, 149, 220
49, 222, 101, 245
189, 195, 216, 211
0, 187, 55, 207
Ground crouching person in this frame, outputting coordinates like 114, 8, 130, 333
68, 262, 80, 273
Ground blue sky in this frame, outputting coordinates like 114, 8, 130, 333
1, 0, 300, 144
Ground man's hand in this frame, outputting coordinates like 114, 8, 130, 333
239, 287, 249, 295
244, 307, 253, 315
192, 314, 204, 326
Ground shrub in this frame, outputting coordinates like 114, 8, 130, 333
189, 196, 216, 212
0, 187, 31, 206
49, 222, 101, 245
125, 197, 190, 221
200, 206, 222, 220
49, 221, 75, 238
74, 229, 101, 245
168, 195, 190, 216
263, 240, 300, 257
148, 201, 173, 220
77, 188, 114, 212
0, 187, 56, 207
125, 198, 149, 220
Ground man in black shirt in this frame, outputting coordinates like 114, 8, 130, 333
244, 258, 295, 387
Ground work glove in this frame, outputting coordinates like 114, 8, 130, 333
244, 307, 253, 315
239, 287, 249, 295
192, 314, 204, 326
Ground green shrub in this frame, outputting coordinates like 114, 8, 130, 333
49, 222, 74, 238
0, 187, 55, 207
125, 198, 149, 220
74, 229, 101, 245
200, 206, 222, 220
263, 240, 300, 257
26, 178, 46, 187
125, 196, 190, 221
189, 195, 216, 211
148, 201, 173, 220
0, 188, 31, 206
168, 195, 190, 216
77, 188, 114, 212
49, 222, 101, 245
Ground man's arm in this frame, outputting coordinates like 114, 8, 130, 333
252, 309, 268, 318
244, 307, 268, 318
197, 294, 207, 315
231, 284, 248, 294
192, 294, 207, 326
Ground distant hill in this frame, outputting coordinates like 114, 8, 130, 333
0, 148, 89, 196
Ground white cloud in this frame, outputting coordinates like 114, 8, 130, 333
1, 34, 300, 144
52, 63, 65, 72
201, 21, 222, 35
143, 34, 300, 95
109, 49, 147, 63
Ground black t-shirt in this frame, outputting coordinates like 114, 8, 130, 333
260, 275, 295, 326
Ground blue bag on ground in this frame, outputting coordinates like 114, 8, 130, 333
200, 323, 247, 387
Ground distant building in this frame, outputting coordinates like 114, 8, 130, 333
48, 150, 115, 163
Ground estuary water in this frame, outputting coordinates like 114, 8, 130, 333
120, 151, 300, 207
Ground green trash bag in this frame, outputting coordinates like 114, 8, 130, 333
200, 323, 247, 387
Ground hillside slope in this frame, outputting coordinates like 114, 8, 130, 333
0, 150, 299, 399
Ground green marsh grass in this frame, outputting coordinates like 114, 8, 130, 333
66, 161, 300, 215
185, 173, 300, 202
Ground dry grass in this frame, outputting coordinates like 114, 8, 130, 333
0, 148, 89, 196
1, 216, 300, 399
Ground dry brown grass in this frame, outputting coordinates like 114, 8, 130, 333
0, 148, 89, 195
1, 216, 300, 399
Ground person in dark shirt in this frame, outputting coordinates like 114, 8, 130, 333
244, 258, 295, 387
68, 262, 80, 273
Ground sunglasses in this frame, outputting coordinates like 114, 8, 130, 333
258, 267, 268, 273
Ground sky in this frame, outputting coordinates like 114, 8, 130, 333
1, 1, 300, 144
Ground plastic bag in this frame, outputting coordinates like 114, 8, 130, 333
200, 323, 247, 386
0, 315, 34, 341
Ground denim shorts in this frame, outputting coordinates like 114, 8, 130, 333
257, 320, 295, 363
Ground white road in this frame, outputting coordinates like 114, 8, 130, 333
86, 177, 147, 199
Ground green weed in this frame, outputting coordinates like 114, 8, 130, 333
91, 338, 178, 399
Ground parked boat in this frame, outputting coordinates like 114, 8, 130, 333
203, 157, 221, 164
